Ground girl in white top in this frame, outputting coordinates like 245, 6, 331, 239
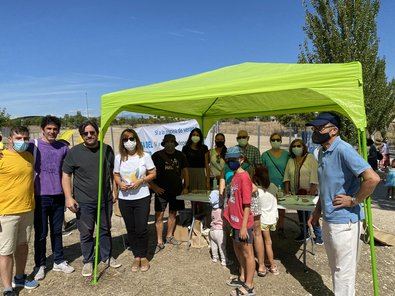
252, 166, 279, 275
113, 128, 156, 272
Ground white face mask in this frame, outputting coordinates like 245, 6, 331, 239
270, 141, 281, 150
191, 136, 200, 143
292, 147, 304, 157
237, 138, 248, 147
124, 140, 137, 151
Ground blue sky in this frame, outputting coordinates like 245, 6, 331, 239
1, 0, 394, 118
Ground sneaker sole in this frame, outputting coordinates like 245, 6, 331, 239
53, 267, 75, 273
82, 273, 92, 277
12, 283, 39, 290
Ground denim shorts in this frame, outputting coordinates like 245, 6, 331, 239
230, 227, 254, 244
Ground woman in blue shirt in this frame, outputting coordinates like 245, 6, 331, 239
261, 133, 289, 236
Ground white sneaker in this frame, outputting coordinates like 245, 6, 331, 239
221, 260, 227, 266
34, 265, 46, 281
105, 257, 122, 268
212, 258, 218, 263
53, 261, 75, 274
82, 263, 93, 277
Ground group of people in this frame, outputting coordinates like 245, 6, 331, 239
0, 112, 380, 296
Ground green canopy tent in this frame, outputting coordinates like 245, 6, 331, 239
96, 62, 379, 295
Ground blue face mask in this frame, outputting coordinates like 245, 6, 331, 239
13, 140, 29, 152
228, 160, 241, 171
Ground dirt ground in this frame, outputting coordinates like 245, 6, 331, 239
7, 179, 392, 296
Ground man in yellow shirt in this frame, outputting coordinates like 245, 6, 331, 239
0, 126, 38, 295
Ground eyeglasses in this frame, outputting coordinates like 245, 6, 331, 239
292, 145, 303, 148
237, 136, 247, 139
122, 137, 136, 142
271, 139, 281, 142
312, 125, 336, 132
82, 131, 96, 136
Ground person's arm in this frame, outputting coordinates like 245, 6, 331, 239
62, 172, 79, 213
112, 179, 118, 203
283, 160, 291, 194
308, 197, 322, 227
284, 181, 291, 195
182, 167, 189, 194
333, 168, 380, 208
219, 169, 225, 197
239, 205, 251, 240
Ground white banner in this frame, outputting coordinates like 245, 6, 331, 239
134, 120, 214, 155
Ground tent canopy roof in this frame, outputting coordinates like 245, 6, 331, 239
101, 62, 366, 134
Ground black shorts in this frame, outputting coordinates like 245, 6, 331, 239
230, 227, 254, 244
155, 194, 185, 212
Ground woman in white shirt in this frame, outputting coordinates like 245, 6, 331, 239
114, 129, 156, 272
283, 139, 323, 245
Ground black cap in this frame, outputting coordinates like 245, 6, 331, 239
306, 112, 340, 128
161, 134, 178, 147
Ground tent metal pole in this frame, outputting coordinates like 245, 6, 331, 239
359, 129, 379, 296
92, 134, 105, 284
358, 131, 369, 226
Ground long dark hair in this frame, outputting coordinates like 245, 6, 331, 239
215, 133, 227, 159
185, 128, 204, 148
119, 128, 144, 161
253, 166, 270, 189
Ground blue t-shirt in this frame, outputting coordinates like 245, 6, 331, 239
261, 150, 289, 187
318, 137, 371, 224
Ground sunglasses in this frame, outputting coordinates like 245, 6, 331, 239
292, 145, 303, 148
271, 139, 281, 142
312, 125, 336, 132
122, 137, 136, 142
82, 131, 96, 136
237, 136, 248, 139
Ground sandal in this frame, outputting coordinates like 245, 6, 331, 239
226, 277, 244, 287
131, 258, 140, 272
154, 243, 165, 254
269, 265, 279, 275
230, 283, 255, 296
257, 267, 267, 277
140, 258, 150, 272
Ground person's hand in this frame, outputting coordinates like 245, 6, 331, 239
154, 186, 165, 195
112, 192, 118, 204
119, 182, 129, 191
239, 227, 249, 241
333, 194, 354, 208
66, 198, 79, 213
181, 188, 189, 195
130, 179, 144, 190
308, 208, 321, 227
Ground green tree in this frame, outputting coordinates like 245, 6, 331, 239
290, 0, 394, 142
0, 108, 11, 127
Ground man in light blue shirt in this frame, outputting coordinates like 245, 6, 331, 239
307, 112, 380, 296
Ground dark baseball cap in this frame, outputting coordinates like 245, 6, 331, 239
306, 112, 341, 128
161, 134, 178, 147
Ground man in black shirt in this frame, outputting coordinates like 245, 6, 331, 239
150, 134, 189, 253
62, 121, 121, 277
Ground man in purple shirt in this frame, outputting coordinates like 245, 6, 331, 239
31, 116, 74, 280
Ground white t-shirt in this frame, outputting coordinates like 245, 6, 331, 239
114, 152, 155, 200
257, 188, 278, 225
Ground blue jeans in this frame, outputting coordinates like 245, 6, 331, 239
34, 195, 65, 267
297, 210, 322, 239
76, 201, 113, 264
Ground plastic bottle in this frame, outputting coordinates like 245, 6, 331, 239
277, 185, 284, 199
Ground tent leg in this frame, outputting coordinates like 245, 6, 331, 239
92, 136, 105, 284
359, 129, 379, 296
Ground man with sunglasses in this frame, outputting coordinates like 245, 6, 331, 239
306, 112, 380, 296
236, 130, 262, 170
62, 120, 121, 277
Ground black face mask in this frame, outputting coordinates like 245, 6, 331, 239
312, 131, 331, 144
215, 141, 225, 148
